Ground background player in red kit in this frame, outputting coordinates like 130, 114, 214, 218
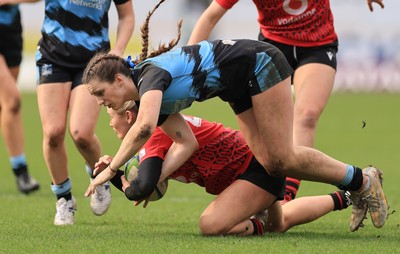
97, 101, 352, 236
188, 0, 385, 203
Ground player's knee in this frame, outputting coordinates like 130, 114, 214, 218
3, 96, 21, 115
199, 216, 229, 236
44, 128, 65, 148
70, 129, 92, 151
298, 108, 320, 130
262, 159, 287, 178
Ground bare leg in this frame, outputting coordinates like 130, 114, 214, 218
69, 85, 110, 216
267, 195, 335, 233
237, 79, 388, 231
285, 63, 336, 199
293, 63, 335, 148
69, 85, 102, 169
0, 56, 24, 156
237, 77, 346, 183
199, 180, 276, 236
37, 82, 70, 184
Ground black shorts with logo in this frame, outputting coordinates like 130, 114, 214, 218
236, 156, 285, 200
36, 55, 84, 89
258, 32, 338, 71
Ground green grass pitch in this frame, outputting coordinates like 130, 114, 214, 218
0, 92, 399, 253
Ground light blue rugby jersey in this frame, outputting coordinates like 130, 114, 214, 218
133, 39, 293, 116
136, 41, 224, 115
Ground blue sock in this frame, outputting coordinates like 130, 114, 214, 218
51, 178, 72, 200
86, 164, 94, 178
336, 165, 354, 189
10, 154, 27, 171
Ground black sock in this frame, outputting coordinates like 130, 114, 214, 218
57, 192, 72, 201
341, 167, 363, 191
330, 190, 352, 211
13, 165, 28, 177
52, 178, 72, 201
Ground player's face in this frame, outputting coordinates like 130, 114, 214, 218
87, 77, 129, 110
107, 108, 132, 140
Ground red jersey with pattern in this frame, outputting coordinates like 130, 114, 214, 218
216, 0, 337, 47
138, 115, 253, 195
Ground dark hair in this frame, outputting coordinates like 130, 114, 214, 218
82, 0, 182, 85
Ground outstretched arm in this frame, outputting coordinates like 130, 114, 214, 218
109, 0, 135, 56
187, 0, 228, 45
85, 90, 163, 197
158, 113, 198, 182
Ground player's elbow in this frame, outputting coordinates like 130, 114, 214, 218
135, 122, 156, 142
189, 138, 199, 154
124, 180, 155, 201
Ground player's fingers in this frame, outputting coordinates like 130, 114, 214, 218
368, 3, 373, 12
84, 186, 94, 197
375, 0, 385, 9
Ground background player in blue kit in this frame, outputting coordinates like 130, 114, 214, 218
1, 0, 135, 225
0, 4, 40, 194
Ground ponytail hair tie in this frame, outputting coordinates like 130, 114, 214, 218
125, 55, 136, 68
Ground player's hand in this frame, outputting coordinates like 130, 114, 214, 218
120, 175, 150, 208
108, 49, 123, 57
93, 155, 113, 176
84, 166, 116, 197
121, 175, 130, 192
367, 0, 384, 12
134, 198, 150, 208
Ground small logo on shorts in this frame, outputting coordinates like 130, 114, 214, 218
41, 64, 53, 76
326, 51, 334, 61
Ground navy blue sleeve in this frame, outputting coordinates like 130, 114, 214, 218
110, 170, 125, 192
137, 64, 172, 98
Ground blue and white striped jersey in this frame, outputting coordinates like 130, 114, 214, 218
36, 0, 128, 68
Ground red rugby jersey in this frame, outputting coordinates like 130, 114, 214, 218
138, 115, 253, 195
217, 0, 337, 46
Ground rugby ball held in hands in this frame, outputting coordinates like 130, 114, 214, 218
123, 155, 168, 201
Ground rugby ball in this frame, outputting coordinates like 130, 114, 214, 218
123, 155, 168, 201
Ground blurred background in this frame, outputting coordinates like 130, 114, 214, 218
19, 0, 400, 92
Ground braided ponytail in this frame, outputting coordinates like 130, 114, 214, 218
83, 0, 183, 85
82, 53, 131, 84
